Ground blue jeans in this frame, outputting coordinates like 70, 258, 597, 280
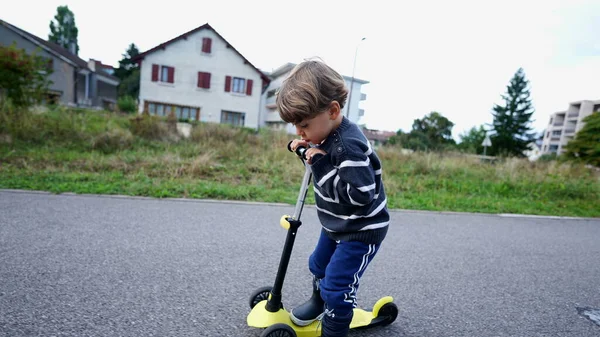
308, 229, 381, 317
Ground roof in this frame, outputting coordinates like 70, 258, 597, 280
132, 23, 270, 84
361, 127, 396, 142
1, 18, 119, 83
1, 18, 88, 69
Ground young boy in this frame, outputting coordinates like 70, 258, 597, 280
276, 59, 390, 337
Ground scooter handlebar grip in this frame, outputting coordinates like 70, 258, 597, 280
287, 141, 308, 160
296, 146, 307, 160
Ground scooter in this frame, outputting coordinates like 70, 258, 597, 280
246, 143, 398, 337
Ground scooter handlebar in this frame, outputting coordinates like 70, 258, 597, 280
287, 140, 307, 160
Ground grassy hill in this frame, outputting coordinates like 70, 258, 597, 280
1, 106, 598, 217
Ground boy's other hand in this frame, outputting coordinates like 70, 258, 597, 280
305, 148, 326, 164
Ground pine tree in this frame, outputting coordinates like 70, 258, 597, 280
48, 6, 79, 55
114, 43, 140, 98
490, 68, 536, 157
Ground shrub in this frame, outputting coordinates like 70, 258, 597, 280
117, 96, 136, 113
190, 122, 258, 145
0, 43, 52, 108
128, 113, 170, 140
91, 128, 133, 153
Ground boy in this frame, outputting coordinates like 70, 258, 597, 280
276, 59, 390, 337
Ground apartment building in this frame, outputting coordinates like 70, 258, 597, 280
541, 99, 600, 155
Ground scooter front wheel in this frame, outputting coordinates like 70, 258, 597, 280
260, 323, 297, 337
377, 302, 399, 325
249, 286, 273, 309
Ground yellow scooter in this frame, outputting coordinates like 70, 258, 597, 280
246, 143, 398, 337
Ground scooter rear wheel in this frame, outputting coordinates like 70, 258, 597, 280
249, 286, 273, 309
260, 323, 297, 337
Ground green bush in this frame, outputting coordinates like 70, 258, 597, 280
128, 113, 170, 140
190, 122, 258, 145
117, 96, 136, 113
0, 43, 53, 108
91, 128, 133, 153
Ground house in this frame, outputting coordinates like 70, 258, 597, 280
132, 23, 270, 129
259, 62, 369, 134
0, 19, 120, 110
360, 127, 396, 148
541, 99, 600, 155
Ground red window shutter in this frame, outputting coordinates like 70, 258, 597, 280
151, 64, 159, 82
168, 66, 174, 83
225, 76, 231, 92
197, 72, 211, 88
204, 72, 211, 89
246, 79, 253, 96
202, 38, 212, 53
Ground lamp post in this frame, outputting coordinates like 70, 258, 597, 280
346, 37, 366, 118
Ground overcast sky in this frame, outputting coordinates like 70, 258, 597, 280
3, 0, 599, 139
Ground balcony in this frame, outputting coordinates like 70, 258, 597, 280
564, 128, 576, 134
265, 111, 282, 123
553, 122, 564, 126
567, 112, 579, 118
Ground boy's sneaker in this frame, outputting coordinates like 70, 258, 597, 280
290, 276, 325, 326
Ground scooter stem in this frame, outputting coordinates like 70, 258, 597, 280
266, 161, 313, 312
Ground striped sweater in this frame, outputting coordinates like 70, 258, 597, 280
309, 117, 389, 244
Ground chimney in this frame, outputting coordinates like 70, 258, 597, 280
69, 41, 77, 55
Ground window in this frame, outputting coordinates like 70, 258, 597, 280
161, 67, 169, 82
224, 76, 253, 95
552, 130, 561, 136
145, 101, 200, 121
232, 77, 245, 93
549, 145, 559, 152
267, 89, 277, 98
152, 64, 174, 84
202, 38, 212, 53
221, 111, 245, 127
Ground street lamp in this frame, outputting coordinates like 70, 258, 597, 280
346, 37, 366, 118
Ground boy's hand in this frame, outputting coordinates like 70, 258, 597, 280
305, 148, 326, 164
289, 139, 309, 152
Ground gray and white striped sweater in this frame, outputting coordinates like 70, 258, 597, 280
309, 117, 389, 244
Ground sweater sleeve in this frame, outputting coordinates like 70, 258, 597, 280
310, 151, 376, 206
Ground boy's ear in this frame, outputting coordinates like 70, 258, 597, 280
328, 101, 341, 120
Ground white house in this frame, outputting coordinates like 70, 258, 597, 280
132, 23, 270, 129
259, 63, 369, 134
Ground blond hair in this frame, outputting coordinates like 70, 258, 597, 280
276, 59, 348, 125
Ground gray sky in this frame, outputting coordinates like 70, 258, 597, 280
3, 0, 599, 139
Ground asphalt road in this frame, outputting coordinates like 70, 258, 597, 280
1, 190, 599, 337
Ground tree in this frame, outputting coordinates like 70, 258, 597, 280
457, 125, 487, 154
48, 6, 79, 55
411, 111, 456, 150
387, 112, 456, 151
563, 112, 600, 167
489, 68, 536, 157
0, 43, 53, 108
114, 43, 140, 98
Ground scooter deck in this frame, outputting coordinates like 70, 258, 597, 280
247, 296, 394, 337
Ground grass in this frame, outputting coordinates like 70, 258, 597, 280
1, 105, 598, 217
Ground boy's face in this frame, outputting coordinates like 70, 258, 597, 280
294, 102, 341, 145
